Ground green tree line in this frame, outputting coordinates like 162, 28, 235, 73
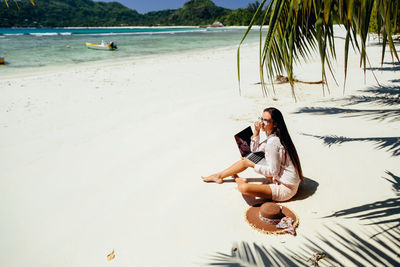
0, 0, 267, 27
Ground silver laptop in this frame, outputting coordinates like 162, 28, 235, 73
234, 126, 265, 164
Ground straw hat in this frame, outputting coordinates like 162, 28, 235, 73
245, 202, 299, 235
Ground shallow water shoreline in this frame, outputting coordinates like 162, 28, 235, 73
0, 27, 261, 76
0, 40, 258, 80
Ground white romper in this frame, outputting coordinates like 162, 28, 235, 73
250, 133, 300, 201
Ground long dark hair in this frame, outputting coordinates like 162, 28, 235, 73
264, 107, 304, 181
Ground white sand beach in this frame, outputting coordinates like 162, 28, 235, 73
1, 27, 399, 266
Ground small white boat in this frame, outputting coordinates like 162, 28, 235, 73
85, 40, 117, 50
0, 56, 4, 64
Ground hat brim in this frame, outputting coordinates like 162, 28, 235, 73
245, 204, 299, 234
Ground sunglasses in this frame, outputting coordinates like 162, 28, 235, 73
258, 117, 271, 125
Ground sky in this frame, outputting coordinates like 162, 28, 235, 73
94, 0, 259, 14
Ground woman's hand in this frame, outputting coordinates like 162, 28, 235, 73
254, 121, 262, 135
241, 157, 256, 168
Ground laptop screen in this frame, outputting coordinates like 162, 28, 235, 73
234, 126, 253, 157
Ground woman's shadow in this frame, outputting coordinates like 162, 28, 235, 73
240, 176, 319, 206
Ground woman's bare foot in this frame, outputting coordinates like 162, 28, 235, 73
232, 174, 246, 183
235, 177, 248, 184
201, 174, 223, 184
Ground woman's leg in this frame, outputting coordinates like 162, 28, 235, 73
236, 180, 273, 199
202, 158, 248, 184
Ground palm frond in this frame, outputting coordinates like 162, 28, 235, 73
237, 0, 268, 96
239, 0, 400, 100
3, 0, 35, 8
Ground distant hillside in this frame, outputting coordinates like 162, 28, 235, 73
0, 0, 265, 27
0, 0, 143, 27
219, 2, 265, 26
169, 0, 230, 25
141, 9, 177, 26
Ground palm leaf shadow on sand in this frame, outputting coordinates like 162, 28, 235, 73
293, 106, 400, 122
207, 223, 400, 266
364, 85, 400, 98
294, 83, 400, 122
325, 171, 400, 232
301, 133, 400, 157
207, 241, 325, 267
366, 61, 400, 72
301, 224, 400, 266
206, 171, 400, 266
338, 85, 400, 106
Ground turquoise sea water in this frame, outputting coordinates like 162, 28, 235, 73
0, 27, 260, 74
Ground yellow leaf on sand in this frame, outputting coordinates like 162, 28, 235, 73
107, 250, 115, 261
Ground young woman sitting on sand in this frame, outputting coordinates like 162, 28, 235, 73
202, 107, 304, 202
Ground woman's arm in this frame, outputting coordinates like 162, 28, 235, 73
253, 138, 283, 177
250, 121, 263, 152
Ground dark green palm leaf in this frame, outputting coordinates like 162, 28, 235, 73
239, 0, 400, 100
3, 0, 35, 9
237, 0, 268, 96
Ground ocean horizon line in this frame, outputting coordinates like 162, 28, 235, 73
0, 26, 261, 36
1, 25, 259, 30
